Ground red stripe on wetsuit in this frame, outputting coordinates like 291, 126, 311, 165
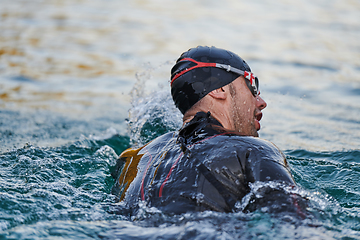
159, 132, 233, 197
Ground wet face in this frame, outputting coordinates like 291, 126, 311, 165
229, 77, 267, 137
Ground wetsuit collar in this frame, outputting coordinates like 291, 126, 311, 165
178, 112, 223, 151
186, 111, 223, 128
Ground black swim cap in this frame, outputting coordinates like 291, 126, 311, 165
171, 46, 252, 114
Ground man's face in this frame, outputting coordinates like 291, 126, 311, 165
229, 76, 267, 137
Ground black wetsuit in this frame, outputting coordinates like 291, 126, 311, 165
111, 112, 297, 214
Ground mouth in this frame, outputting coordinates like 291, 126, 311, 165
254, 112, 262, 131
255, 112, 262, 122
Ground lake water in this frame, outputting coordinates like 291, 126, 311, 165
0, 0, 360, 239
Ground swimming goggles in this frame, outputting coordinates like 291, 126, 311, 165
170, 58, 259, 96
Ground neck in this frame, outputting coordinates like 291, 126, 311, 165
183, 111, 234, 130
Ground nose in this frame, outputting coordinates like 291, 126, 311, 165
256, 95, 267, 110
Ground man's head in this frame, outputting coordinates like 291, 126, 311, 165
170, 46, 267, 136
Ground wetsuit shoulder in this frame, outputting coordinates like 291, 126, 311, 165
186, 134, 295, 212
198, 134, 294, 184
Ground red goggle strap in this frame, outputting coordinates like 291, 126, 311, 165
170, 58, 216, 85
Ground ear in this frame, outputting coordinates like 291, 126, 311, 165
208, 87, 227, 100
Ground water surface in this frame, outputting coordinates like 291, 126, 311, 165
0, 0, 360, 239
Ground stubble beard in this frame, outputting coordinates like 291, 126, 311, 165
229, 84, 258, 137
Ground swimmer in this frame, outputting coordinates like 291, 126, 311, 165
111, 46, 304, 215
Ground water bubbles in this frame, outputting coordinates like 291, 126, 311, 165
132, 201, 163, 221
128, 87, 182, 147
0, 221, 10, 232
196, 193, 205, 204
94, 145, 118, 165
125, 61, 183, 146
